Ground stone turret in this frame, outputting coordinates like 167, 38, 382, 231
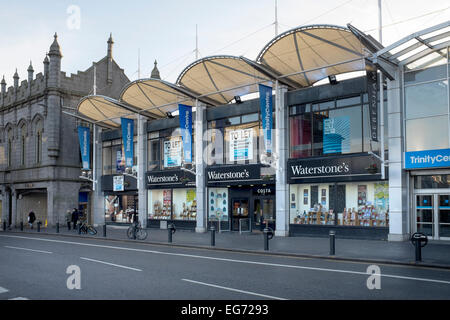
1, 76, 5, 106
13, 69, 19, 89
107, 33, 114, 84
27, 61, 34, 95
48, 33, 62, 88
43, 53, 49, 79
151, 60, 160, 80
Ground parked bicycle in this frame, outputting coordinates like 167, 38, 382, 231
78, 220, 97, 235
127, 221, 147, 240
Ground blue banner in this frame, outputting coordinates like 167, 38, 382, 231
179, 104, 193, 163
121, 118, 134, 168
77, 126, 90, 170
259, 84, 273, 154
405, 148, 450, 169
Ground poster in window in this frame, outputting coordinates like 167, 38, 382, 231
323, 116, 350, 154
321, 189, 327, 206
358, 185, 367, 206
303, 189, 308, 205
229, 129, 253, 162
164, 138, 182, 167
113, 175, 124, 192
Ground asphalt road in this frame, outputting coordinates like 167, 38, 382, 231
0, 233, 449, 300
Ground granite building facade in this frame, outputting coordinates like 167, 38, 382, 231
0, 33, 129, 227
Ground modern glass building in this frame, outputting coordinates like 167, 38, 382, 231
73, 21, 450, 241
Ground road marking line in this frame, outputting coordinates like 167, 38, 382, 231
2, 235, 450, 285
9, 297, 29, 300
80, 257, 142, 272
0, 287, 9, 294
4, 246, 52, 254
182, 279, 287, 300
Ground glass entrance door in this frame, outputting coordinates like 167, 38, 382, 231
415, 194, 450, 239
253, 198, 275, 231
416, 195, 434, 236
231, 198, 249, 231
438, 195, 450, 238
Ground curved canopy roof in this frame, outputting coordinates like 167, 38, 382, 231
372, 20, 450, 73
176, 55, 274, 105
120, 78, 198, 118
77, 95, 136, 127
76, 24, 377, 127
256, 25, 368, 87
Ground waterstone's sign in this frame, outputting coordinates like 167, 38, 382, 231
206, 165, 261, 184
405, 148, 450, 169
287, 154, 381, 184
146, 170, 195, 188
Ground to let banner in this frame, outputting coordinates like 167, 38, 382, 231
259, 84, 273, 154
78, 126, 90, 170
366, 69, 378, 142
121, 118, 134, 168
179, 104, 193, 164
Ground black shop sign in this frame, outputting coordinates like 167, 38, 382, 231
206, 164, 262, 185
287, 153, 381, 184
146, 169, 195, 188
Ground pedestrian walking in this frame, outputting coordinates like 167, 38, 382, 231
28, 211, 36, 229
66, 210, 72, 230
71, 208, 79, 231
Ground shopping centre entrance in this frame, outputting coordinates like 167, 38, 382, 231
413, 175, 450, 240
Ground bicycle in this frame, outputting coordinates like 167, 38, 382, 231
127, 221, 147, 240
78, 220, 97, 235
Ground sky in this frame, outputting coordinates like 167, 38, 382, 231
0, 0, 449, 86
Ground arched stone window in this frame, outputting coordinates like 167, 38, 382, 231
6, 127, 13, 167
35, 119, 43, 164
19, 122, 27, 166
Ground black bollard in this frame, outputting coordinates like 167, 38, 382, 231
329, 230, 336, 256
37, 221, 41, 233
56, 223, 60, 233
3, 221, 6, 231
210, 225, 216, 247
103, 224, 107, 238
67, 221, 71, 231
415, 240, 422, 262
263, 228, 269, 251
168, 224, 173, 243
20, 221, 24, 231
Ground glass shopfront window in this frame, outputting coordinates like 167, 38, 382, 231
404, 56, 450, 153
172, 189, 197, 221
102, 137, 137, 175
406, 115, 449, 152
289, 96, 373, 158
147, 129, 195, 171
147, 188, 196, 221
148, 189, 172, 220
208, 188, 229, 222
289, 182, 389, 227
104, 194, 138, 223
207, 113, 268, 165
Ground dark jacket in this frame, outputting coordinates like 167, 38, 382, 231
71, 209, 79, 222
28, 211, 36, 224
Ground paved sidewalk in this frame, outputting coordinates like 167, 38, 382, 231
2, 225, 450, 268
